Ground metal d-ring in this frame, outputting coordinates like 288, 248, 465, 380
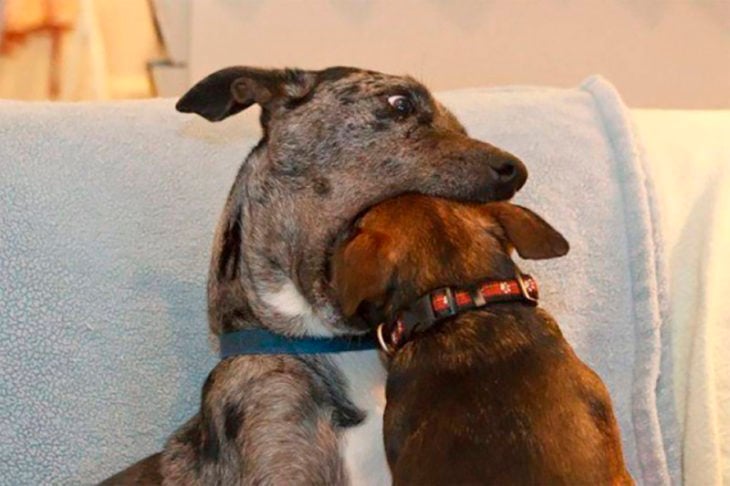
376, 323, 395, 355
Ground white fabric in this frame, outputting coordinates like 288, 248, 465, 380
633, 109, 730, 485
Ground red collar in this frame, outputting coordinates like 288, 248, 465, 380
376, 270, 539, 354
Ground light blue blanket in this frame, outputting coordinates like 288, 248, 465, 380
0, 77, 679, 484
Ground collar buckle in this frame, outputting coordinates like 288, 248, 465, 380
515, 268, 538, 305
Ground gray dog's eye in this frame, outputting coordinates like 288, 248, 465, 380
387, 95, 415, 116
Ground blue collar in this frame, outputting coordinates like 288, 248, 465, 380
219, 328, 379, 358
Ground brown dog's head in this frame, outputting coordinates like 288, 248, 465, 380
179, 66, 529, 335
330, 195, 569, 330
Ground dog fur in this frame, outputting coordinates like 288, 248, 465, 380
101, 66, 527, 485
332, 195, 632, 485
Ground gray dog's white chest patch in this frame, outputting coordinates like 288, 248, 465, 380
261, 278, 333, 336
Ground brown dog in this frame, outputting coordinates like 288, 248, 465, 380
331, 194, 632, 485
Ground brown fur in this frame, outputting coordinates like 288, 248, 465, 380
332, 194, 633, 485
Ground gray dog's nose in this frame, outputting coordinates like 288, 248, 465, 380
489, 155, 527, 192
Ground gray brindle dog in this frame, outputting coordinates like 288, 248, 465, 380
102, 66, 527, 485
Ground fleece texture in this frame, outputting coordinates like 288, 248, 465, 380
0, 77, 678, 484
633, 108, 730, 485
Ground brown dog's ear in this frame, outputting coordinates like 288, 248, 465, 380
176, 67, 317, 122
331, 229, 395, 323
489, 203, 570, 260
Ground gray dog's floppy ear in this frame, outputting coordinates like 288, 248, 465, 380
176, 67, 317, 122
489, 203, 570, 260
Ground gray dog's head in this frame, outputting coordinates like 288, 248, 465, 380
177, 66, 527, 336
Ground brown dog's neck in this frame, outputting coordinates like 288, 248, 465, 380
379, 255, 522, 321
398, 303, 563, 367
368, 265, 547, 356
